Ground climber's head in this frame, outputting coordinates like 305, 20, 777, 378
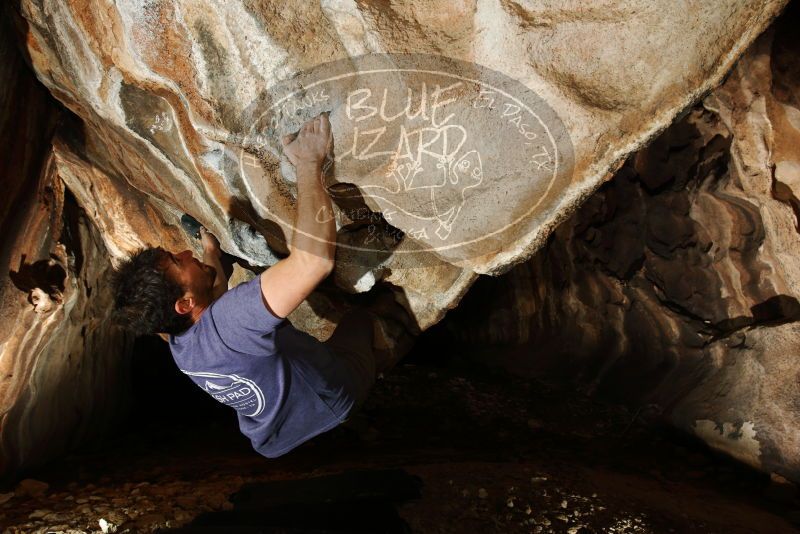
111, 247, 216, 335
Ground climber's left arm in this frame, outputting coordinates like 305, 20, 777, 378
200, 228, 229, 301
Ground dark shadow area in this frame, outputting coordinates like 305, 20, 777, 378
8, 255, 66, 300
6, 327, 800, 532
170, 469, 420, 533
124, 334, 246, 452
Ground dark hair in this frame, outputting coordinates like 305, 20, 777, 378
111, 247, 191, 336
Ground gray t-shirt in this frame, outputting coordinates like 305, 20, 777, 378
169, 276, 356, 457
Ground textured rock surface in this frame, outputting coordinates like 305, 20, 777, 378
0, 12, 134, 478
446, 7, 800, 481
0, 149, 135, 480
0, 150, 135, 478
14, 0, 786, 334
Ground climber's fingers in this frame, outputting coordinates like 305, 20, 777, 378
319, 113, 330, 137
284, 114, 327, 146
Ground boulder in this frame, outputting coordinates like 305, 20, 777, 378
13, 0, 785, 330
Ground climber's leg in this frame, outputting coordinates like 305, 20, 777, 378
323, 308, 377, 414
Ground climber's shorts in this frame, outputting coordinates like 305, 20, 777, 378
322, 308, 376, 417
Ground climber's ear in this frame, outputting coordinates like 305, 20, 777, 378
175, 295, 194, 316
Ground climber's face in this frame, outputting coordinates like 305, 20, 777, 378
160, 249, 216, 318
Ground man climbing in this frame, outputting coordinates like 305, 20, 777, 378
112, 113, 408, 458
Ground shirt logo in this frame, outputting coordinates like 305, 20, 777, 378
180, 370, 265, 417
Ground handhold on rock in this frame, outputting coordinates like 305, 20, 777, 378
180, 213, 202, 240
29, 287, 55, 313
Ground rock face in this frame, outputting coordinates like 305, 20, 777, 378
448, 6, 800, 481
14, 0, 785, 327
0, 14, 133, 477
0, 0, 796, 478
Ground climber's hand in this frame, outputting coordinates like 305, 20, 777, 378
200, 228, 228, 301
200, 227, 221, 257
281, 113, 332, 168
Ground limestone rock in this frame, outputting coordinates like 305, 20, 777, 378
13, 0, 785, 332
447, 7, 800, 480
0, 150, 134, 477
0, 12, 134, 477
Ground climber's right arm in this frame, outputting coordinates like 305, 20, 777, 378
258, 253, 333, 319
258, 113, 335, 319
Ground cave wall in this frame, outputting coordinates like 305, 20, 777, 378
449, 7, 800, 480
0, 11, 133, 478
12, 0, 786, 337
